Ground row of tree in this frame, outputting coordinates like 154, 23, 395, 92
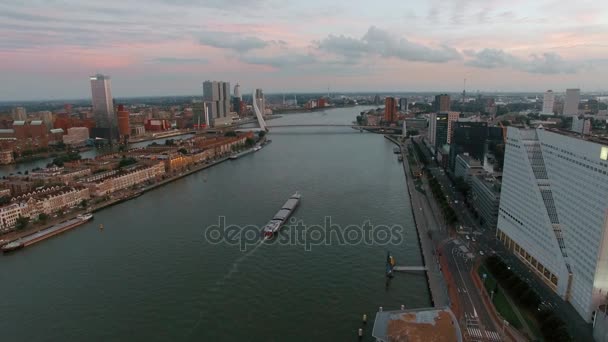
485, 256, 571, 342
427, 175, 458, 224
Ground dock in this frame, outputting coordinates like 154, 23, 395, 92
393, 266, 427, 272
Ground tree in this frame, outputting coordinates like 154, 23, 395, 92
15, 215, 29, 230
118, 157, 137, 168
258, 131, 266, 138
224, 131, 237, 137
38, 213, 49, 223
178, 148, 188, 155
245, 138, 255, 147
454, 177, 471, 197
80, 199, 88, 208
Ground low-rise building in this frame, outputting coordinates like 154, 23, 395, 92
84, 162, 165, 197
454, 154, 483, 184
63, 127, 89, 146
0, 149, 14, 164
0, 203, 24, 232
13, 185, 90, 218
470, 174, 501, 229
372, 307, 462, 342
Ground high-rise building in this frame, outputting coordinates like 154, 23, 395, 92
430, 112, 448, 149
434, 94, 451, 112
192, 100, 208, 128
384, 97, 397, 123
542, 90, 555, 115
116, 105, 130, 140
446, 111, 460, 144
233, 83, 242, 115
497, 127, 608, 322
255, 88, 265, 115
373, 95, 381, 105
399, 98, 408, 112
39, 111, 53, 129
564, 88, 581, 116
571, 116, 591, 135
11, 107, 27, 121
90, 74, 115, 140
203, 81, 231, 122
448, 121, 488, 172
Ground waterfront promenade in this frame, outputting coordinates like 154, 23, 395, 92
385, 135, 450, 307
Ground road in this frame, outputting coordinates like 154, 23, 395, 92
413, 136, 593, 341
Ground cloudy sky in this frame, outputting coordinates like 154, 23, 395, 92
1, 0, 607, 100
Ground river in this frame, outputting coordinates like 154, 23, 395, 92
0, 106, 430, 341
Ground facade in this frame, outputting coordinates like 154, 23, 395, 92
90, 74, 115, 140
448, 121, 488, 172
564, 88, 581, 116
15, 186, 90, 218
571, 116, 591, 135
428, 113, 439, 147
470, 174, 501, 229
434, 94, 451, 112
454, 154, 483, 183
85, 162, 165, 197
497, 127, 608, 322
0, 203, 24, 232
384, 97, 397, 123
203, 81, 231, 122
542, 90, 555, 115
445, 111, 460, 144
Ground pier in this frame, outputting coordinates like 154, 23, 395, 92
393, 266, 427, 272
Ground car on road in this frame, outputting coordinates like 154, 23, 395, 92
465, 235, 470, 240
472, 237, 476, 242
479, 251, 484, 256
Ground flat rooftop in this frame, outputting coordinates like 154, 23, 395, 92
372, 307, 462, 342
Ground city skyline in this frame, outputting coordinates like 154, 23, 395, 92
1, 1, 608, 101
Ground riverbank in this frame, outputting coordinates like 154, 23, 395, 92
384, 134, 450, 308
0, 151, 235, 248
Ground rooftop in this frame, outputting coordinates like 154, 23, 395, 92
544, 127, 608, 146
372, 307, 461, 342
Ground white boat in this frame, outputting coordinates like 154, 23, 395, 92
254, 145, 262, 152
77, 213, 94, 221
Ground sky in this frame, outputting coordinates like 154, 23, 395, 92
1, 0, 608, 100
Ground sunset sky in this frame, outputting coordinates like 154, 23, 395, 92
1, 0, 607, 100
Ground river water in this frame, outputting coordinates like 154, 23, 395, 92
0, 106, 429, 341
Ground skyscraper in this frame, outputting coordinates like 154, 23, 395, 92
564, 88, 580, 116
497, 127, 608, 322
384, 97, 397, 123
434, 94, 451, 112
90, 74, 115, 140
542, 90, 555, 115
448, 121, 488, 172
203, 80, 231, 122
116, 104, 130, 139
399, 98, 408, 112
233, 83, 242, 115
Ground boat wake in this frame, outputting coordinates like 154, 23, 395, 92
185, 238, 266, 338
215, 239, 266, 286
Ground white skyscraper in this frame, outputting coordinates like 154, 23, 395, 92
90, 74, 115, 129
564, 88, 580, 116
233, 83, 241, 98
497, 126, 608, 322
542, 90, 555, 115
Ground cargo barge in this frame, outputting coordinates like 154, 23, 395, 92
1, 214, 93, 253
262, 192, 301, 239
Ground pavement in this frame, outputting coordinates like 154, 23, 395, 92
414, 136, 594, 341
